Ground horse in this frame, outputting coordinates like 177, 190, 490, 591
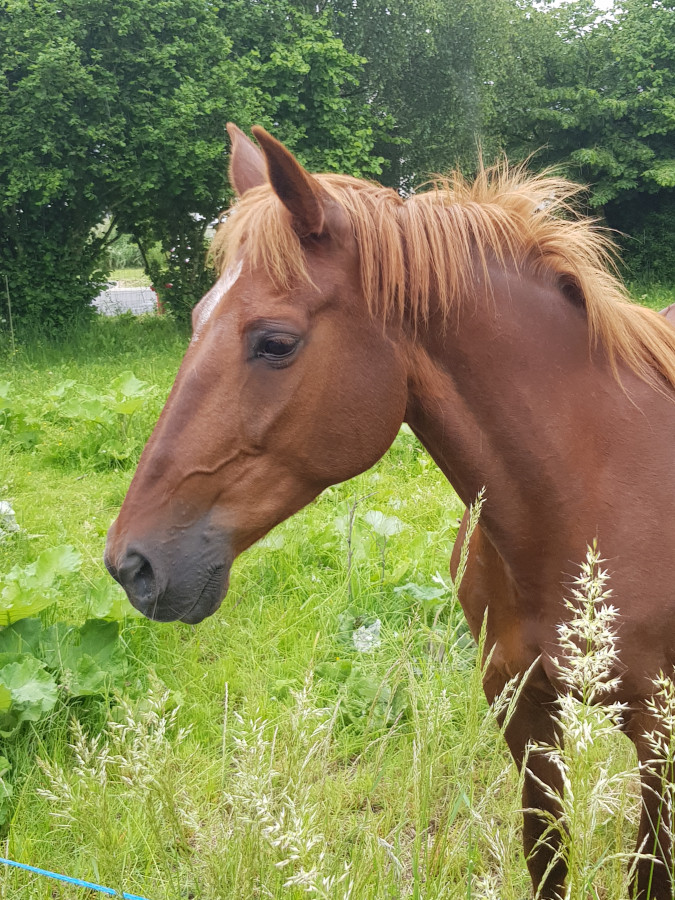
105, 123, 675, 899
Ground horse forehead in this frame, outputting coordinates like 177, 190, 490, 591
192, 261, 243, 340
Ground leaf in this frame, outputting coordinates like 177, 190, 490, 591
44, 380, 76, 400
64, 654, 111, 696
395, 581, 449, 622
394, 582, 446, 603
352, 619, 382, 653
111, 396, 145, 416
110, 371, 147, 398
60, 397, 110, 424
363, 510, 405, 537
316, 659, 352, 683
40, 623, 75, 671
0, 546, 82, 626
342, 669, 407, 730
0, 619, 43, 655
0, 684, 12, 713
53, 620, 128, 697
32, 545, 81, 585
0, 656, 58, 732
86, 576, 143, 621
0, 583, 56, 626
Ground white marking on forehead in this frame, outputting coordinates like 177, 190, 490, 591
193, 260, 243, 341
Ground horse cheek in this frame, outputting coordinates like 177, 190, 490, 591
308, 347, 407, 484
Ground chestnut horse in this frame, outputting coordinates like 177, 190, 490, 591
106, 124, 675, 898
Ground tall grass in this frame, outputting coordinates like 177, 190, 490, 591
2, 516, 651, 899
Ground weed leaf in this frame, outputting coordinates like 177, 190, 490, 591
363, 510, 405, 537
0, 655, 58, 736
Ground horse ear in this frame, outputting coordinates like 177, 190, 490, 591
251, 126, 324, 237
227, 123, 267, 197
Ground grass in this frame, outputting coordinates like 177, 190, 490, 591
0, 283, 673, 899
626, 281, 675, 312
109, 268, 151, 287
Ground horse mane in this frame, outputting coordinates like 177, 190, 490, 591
211, 161, 675, 394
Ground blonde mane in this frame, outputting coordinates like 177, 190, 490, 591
212, 161, 675, 393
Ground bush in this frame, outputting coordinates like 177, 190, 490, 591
609, 192, 675, 283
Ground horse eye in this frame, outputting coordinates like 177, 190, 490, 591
255, 334, 300, 364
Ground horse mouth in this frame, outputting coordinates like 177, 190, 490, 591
177, 565, 230, 624
105, 518, 234, 625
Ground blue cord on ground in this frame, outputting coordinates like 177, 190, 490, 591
0, 856, 151, 899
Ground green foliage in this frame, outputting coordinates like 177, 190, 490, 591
1, 369, 154, 466
0, 534, 139, 820
0, 380, 41, 449
495, 0, 675, 278
0, 0, 242, 332
0, 615, 130, 742
321, 0, 522, 188
41, 619, 128, 697
0, 655, 58, 737
0, 545, 81, 626
106, 232, 143, 271
611, 193, 675, 283
227, 1, 388, 177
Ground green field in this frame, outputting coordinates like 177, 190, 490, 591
0, 283, 673, 899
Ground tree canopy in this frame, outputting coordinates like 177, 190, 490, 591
0, 0, 385, 328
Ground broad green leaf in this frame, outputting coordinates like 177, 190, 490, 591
0, 545, 82, 624
60, 397, 110, 424
86, 577, 143, 621
77, 619, 124, 665
394, 582, 446, 603
41, 623, 75, 671
0, 619, 43, 655
63, 654, 110, 697
0, 656, 58, 724
49, 620, 128, 698
45, 380, 76, 400
0, 584, 57, 626
112, 396, 145, 416
0, 684, 12, 713
363, 510, 405, 537
111, 371, 147, 398
33, 545, 81, 584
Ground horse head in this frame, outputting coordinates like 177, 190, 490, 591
104, 126, 409, 623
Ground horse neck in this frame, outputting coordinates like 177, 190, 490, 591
404, 263, 618, 557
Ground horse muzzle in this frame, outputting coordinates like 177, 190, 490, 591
104, 519, 232, 624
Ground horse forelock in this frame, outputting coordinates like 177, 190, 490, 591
210, 162, 675, 395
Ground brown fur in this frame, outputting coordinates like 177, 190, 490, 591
212, 160, 675, 393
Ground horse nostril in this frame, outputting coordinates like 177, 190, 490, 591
117, 551, 157, 605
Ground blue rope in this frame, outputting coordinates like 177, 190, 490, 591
0, 856, 151, 899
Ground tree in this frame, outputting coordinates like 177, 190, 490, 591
0, 0, 387, 332
299, 0, 529, 189
135, 0, 390, 322
0, 0, 244, 331
496, 0, 675, 279
220, 0, 389, 177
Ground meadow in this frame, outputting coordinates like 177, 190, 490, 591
0, 281, 674, 900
